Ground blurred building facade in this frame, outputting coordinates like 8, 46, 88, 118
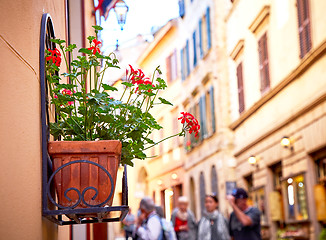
129, 0, 326, 239
130, 0, 236, 222
227, 0, 326, 239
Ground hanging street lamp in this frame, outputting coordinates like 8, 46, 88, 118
113, 0, 129, 30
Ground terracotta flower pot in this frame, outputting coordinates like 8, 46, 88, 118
48, 140, 121, 209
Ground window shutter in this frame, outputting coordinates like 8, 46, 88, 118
203, 94, 207, 138
199, 19, 203, 58
199, 95, 207, 139
172, 49, 178, 80
258, 33, 270, 93
199, 98, 204, 141
186, 40, 190, 76
297, 0, 312, 58
206, 7, 211, 50
209, 86, 216, 133
236, 62, 245, 113
180, 48, 185, 81
166, 55, 171, 83
193, 31, 197, 67
178, 0, 185, 18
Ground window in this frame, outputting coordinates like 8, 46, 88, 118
269, 162, 285, 222
166, 50, 178, 83
193, 31, 197, 67
296, 0, 312, 58
283, 174, 308, 221
200, 172, 206, 217
199, 7, 212, 55
178, 0, 185, 18
236, 62, 245, 113
252, 188, 268, 225
316, 157, 326, 183
258, 33, 270, 94
244, 174, 253, 205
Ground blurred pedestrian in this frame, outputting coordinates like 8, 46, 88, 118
155, 205, 177, 240
135, 197, 162, 240
227, 188, 261, 240
198, 193, 230, 240
123, 208, 136, 240
171, 196, 197, 240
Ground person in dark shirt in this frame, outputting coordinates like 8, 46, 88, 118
227, 188, 261, 240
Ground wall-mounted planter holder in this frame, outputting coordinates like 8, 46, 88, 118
40, 13, 129, 225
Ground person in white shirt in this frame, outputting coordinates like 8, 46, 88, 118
136, 197, 162, 240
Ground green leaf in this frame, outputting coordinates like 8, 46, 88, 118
92, 25, 103, 31
158, 97, 173, 106
50, 39, 66, 44
102, 84, 118, 91
87, 36, 96, 42
66, 44, 77, 52
121, 82, 133, 88
78, 48, 92, 54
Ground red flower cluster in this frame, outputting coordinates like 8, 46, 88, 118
126, 65, 155, 93
54, 89, 74, 106
62, 89, 74, 105
178, 112, 200, 137
88, 39, 101, 55
46, 48, 61, 67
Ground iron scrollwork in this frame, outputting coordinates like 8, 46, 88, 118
46, 160, 115, 209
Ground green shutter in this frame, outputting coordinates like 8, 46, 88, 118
206, 7, 211, 49
180, 48, 185, 81
186, 40, 190, 76
193, 31, 197, 67
209, 86, 216, 133
199, 19, 203, 58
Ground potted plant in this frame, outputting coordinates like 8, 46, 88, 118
45, 26, 200, 210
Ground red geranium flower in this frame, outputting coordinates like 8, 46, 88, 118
88, 39, 101, 55
127, 64, 149, 85
46, 48, 61, 67
178, 112, 201, 137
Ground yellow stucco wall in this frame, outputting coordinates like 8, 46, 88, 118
0, 0, 86, 239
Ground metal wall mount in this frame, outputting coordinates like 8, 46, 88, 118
40, 13, 129, 225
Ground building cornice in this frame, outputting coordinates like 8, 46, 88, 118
248, 5, 270, 34
230, 39, 244, 61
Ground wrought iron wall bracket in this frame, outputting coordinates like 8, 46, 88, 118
40, 13, 129, 225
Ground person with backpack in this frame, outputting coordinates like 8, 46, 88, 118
198, 193, 230, 240
135, 197, 163, 240
155, 205, 177, 240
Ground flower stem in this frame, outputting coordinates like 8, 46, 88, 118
142, 131, 184, 151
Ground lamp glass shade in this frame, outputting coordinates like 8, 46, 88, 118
113, 0, 129, 29
281, 137, 291, 147
248, 156, 257, 165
